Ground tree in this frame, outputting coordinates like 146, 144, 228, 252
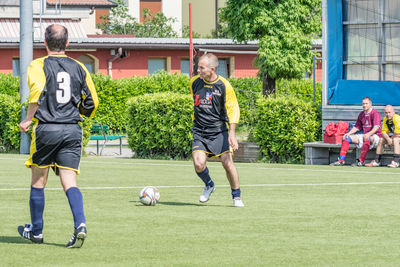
220, 0, 321, 95
97, 0, 178, 38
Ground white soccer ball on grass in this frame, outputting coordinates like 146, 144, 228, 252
139, 186, 160, 206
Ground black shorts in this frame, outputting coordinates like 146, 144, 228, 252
192, 130, 231, 157
25, 122, 83, 175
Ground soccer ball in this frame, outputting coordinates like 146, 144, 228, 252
139, 186, 160, 206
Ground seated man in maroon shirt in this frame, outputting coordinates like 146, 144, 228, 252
331, 97, 382, 166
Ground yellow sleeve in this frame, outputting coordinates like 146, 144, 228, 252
27, 57, 46, 103
222, 78, 240, 124
73, 59, 99, 118
382, 117, 389, 134
393, 114, 400, 134
189, 75, 199, 95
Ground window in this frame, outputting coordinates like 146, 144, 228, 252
12, 58, 20, 77
343, 0, 400, 81
180, 59, 190, 76
216, 58, 229, 78
77, 54, 97, 74
148, 58, 166, 75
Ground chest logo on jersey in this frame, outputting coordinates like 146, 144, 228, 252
194, 94, 212, 107
212, 89, 221, 96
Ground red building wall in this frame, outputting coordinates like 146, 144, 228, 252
0, 47, 321, 81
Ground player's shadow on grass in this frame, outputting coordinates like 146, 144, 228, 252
130, 200, 207, 206
0, 236, 65, 247
132, 201, 230, 207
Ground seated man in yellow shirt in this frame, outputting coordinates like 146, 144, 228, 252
366, 105, 400, 168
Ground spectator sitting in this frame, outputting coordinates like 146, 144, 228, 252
330, 97, 382, 166
365, 105, 400, 168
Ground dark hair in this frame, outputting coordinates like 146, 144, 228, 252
362, 96, 372, 103
45, 24, 68, 52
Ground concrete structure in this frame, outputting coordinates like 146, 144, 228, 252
322, 0, 400, 130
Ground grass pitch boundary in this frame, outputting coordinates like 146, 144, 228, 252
2, 181, 400, 191
2, 156, 400, 176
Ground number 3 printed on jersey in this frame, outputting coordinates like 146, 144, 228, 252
56, 72, 71, 103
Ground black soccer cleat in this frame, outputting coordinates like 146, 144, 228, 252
66, 223, 87, 248
17, 223, 43, 244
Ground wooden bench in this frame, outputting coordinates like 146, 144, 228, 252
89, 124, 125, 156
304, 141, 395, 165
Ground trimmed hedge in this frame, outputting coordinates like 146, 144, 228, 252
127, 93, 193, 159
254, 96, 321, 163
0, 73, 20, 97
0, 94, 21, 152
93, 73, 263, 131
276, 78, 322, 106
92, 72, 190, 132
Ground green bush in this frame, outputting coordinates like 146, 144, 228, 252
0, 73, 20, 97
228, 77, 262, 127
0, 94, 21, 152
91, 72, 190, 132
127, 93, 193, 159
276, 78, 322, 106
254, 96, 321, 163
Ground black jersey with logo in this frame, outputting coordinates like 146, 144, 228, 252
190, 75, 239, 135
27, 55, 98, 123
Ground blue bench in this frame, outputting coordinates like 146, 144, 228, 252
89, 124, 125, 155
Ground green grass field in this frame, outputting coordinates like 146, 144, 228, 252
1, 154, 400, 266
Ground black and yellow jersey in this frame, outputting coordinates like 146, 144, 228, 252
27, 55, 99, 123
190, 75, 239, 134
382, 113, 400, 134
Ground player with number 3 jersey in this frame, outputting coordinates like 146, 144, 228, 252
18, 24, 98, 248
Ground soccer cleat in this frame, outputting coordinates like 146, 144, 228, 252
17, 223, 43, 244
387, 161, 399, 168
365, 160, 380, 167
66, 223, 87, 248
199, 185, 216, 203
351, 160, 364, 167
233, 197, 244, 207
330, 160, 344, 166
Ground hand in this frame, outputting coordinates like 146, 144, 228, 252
343, 133, 349, 140
387, 138, 393, 147
19, 120, 32, 132
363, 134, 370, 142
228, 133, 239, 151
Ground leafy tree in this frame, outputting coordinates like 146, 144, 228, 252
181, 25, 201, 38
220, 0, 321, 95
97, 0, 178, 38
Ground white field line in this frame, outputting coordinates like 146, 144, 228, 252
2, 181, 400, 191
2, 156, 400, 176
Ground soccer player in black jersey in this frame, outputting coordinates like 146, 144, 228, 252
190, 53, 244, 207
18, 24, 99, 248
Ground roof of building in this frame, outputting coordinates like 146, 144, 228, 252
46, 0, 117, 8
0, 19, 321, 52
0, 18, 87, 40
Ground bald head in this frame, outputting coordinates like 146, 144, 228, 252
384, 105, 395, 120
199, 53, 219, 69
45, 24, 68, 52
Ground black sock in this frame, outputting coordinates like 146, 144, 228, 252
196, 167, 214, 187
394, 154, 400, 162
231, 188, 241, 199
375, 154, 382, 163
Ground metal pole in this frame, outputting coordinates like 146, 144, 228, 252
20, 0, 33, 154
313, 55, 316, 103
189, 3, 193, 78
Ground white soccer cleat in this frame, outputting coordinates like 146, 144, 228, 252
365, 160, 380, 167
233, 197, 244, 207
387, 160, 399, 168
199, 185, 216, 203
